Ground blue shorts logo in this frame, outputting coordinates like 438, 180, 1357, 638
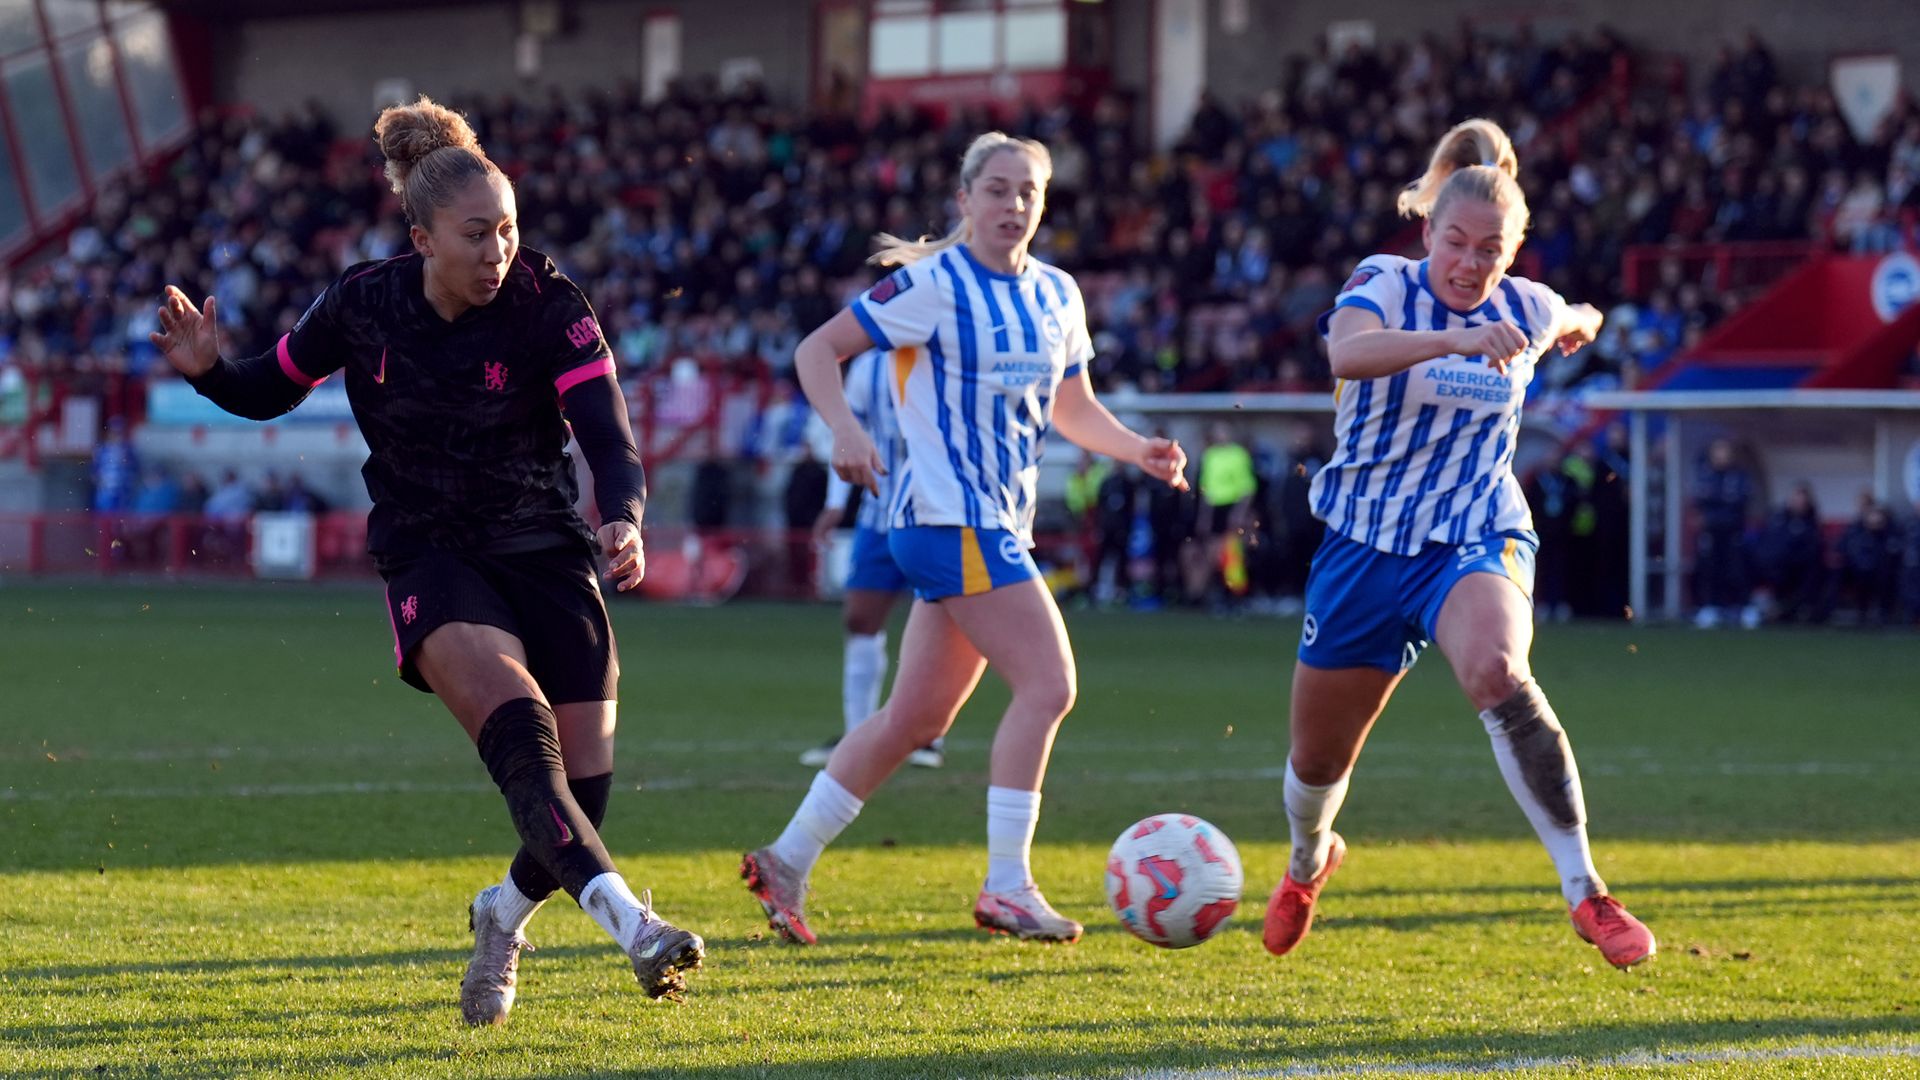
1301, 613, 1319, 646
998, 534, 1025, 564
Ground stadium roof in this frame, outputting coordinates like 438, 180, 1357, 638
152, 0, 470, 17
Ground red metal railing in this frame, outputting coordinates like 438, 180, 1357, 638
1619, 240, 1818, 300
0, 511, 1090, 604
0, 510, 371, 578
628, 357, 779, 468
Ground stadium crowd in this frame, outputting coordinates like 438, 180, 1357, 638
7, 24, 1920, 623
6, 25, 1918, 412
1687, 437, 1920, 628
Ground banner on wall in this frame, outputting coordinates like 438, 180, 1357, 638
1832, 54, 1900, 142
251, 512, 316, 580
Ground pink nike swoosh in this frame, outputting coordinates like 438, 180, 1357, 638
376, 347, 387, 384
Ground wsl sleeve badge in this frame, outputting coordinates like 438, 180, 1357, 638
1340, 266, 1381, 294
867, 268, 915, 305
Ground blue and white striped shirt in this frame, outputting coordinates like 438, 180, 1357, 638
849, 244, 1093, 544
844, 348, 905, 533
1311, 254, 1567, 555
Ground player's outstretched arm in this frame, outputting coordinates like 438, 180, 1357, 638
1551, 303, 1604, 356
1325, 306, 1528, 379
150, 285, 219, 377
151, 284, 320, 421
1052, 371, 1189, 490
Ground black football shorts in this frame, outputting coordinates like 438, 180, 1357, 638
378, 544, 618, 703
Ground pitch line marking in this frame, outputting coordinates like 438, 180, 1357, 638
0, 760, 1905, 803
1050, 1041, 1920, 1078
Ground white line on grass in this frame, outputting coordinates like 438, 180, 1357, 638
0, 758, 1903, 803
1076, 1041, 1920, 1079
5, 738, 1905, 773
0, 779, 500, 801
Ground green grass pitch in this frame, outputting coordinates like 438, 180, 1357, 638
2, 581, 1916, 1078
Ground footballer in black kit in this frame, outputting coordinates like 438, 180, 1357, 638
191, 245, 636, 699
151, 95, 703, 1026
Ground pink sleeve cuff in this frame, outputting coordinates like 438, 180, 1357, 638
554, 357, 617, 397
276, 335, 322, 388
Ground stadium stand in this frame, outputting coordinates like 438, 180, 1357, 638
2, 23, 1917, 621
6, 27, 1915, 419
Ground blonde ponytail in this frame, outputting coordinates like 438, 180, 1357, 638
869, 131, 1053, 267
1397, 118, 1527, 230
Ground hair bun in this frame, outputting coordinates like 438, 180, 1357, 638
374, 96, 481, 194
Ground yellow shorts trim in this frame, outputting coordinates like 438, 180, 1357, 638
959, 526, 991, 596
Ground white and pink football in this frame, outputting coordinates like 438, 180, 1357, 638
1105, 813, 1244, 948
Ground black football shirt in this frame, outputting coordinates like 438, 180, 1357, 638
275, 246, 616, 557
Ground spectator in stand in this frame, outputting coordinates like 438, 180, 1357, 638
1276, 429, 1325, 610
1090, 464, 1138, 607
1836, 497, 1904, 626
16, 26, 1918, 485
1148, 437, 1201, 605
254, 471, 288, 513
689, 453, 733, 534
203, 471, 255, 520
1750, 482, 1828, 624
1692, 438, 1755, 629
90, 417, 139, 513
283, 474, 332, 515
1557, 442, 1604, 618
133, 463, 183, 515
1198, 422, 1258, 610
202, 468, 256, 563
1902, 497, 1920, 624
743, 377, 812, 463
1590, 425, 1632, 619
127, 462, 184, 566
782, 439, 829, 596
1626, 290, 1684, 379
177, 470, 209, 514
1525, 461, 1575, 623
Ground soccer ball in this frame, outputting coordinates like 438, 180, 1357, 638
1105, 813, 1244, 948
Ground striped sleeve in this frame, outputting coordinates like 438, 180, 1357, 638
1060, 272, 1095, 377
1519, 279, 1571, 345
849, 261, 942, 352
1317, 255, 1409, 336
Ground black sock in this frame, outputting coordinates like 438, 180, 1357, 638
475, 698, 617, 901
507, 772, 612, 902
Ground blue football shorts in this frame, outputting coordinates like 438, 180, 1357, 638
888, 525, 1041, 602
844, 524, 910, 593
1298, 528, 1538, 673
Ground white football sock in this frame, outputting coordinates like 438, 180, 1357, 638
843, 631, 888, 734
985, 785, 1043, 893
1284, 760, 1351, 882
1480, 682, 1605, 907
491, 871, 545, 934
768, 770, 865, 878
578, 872, 650, 950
